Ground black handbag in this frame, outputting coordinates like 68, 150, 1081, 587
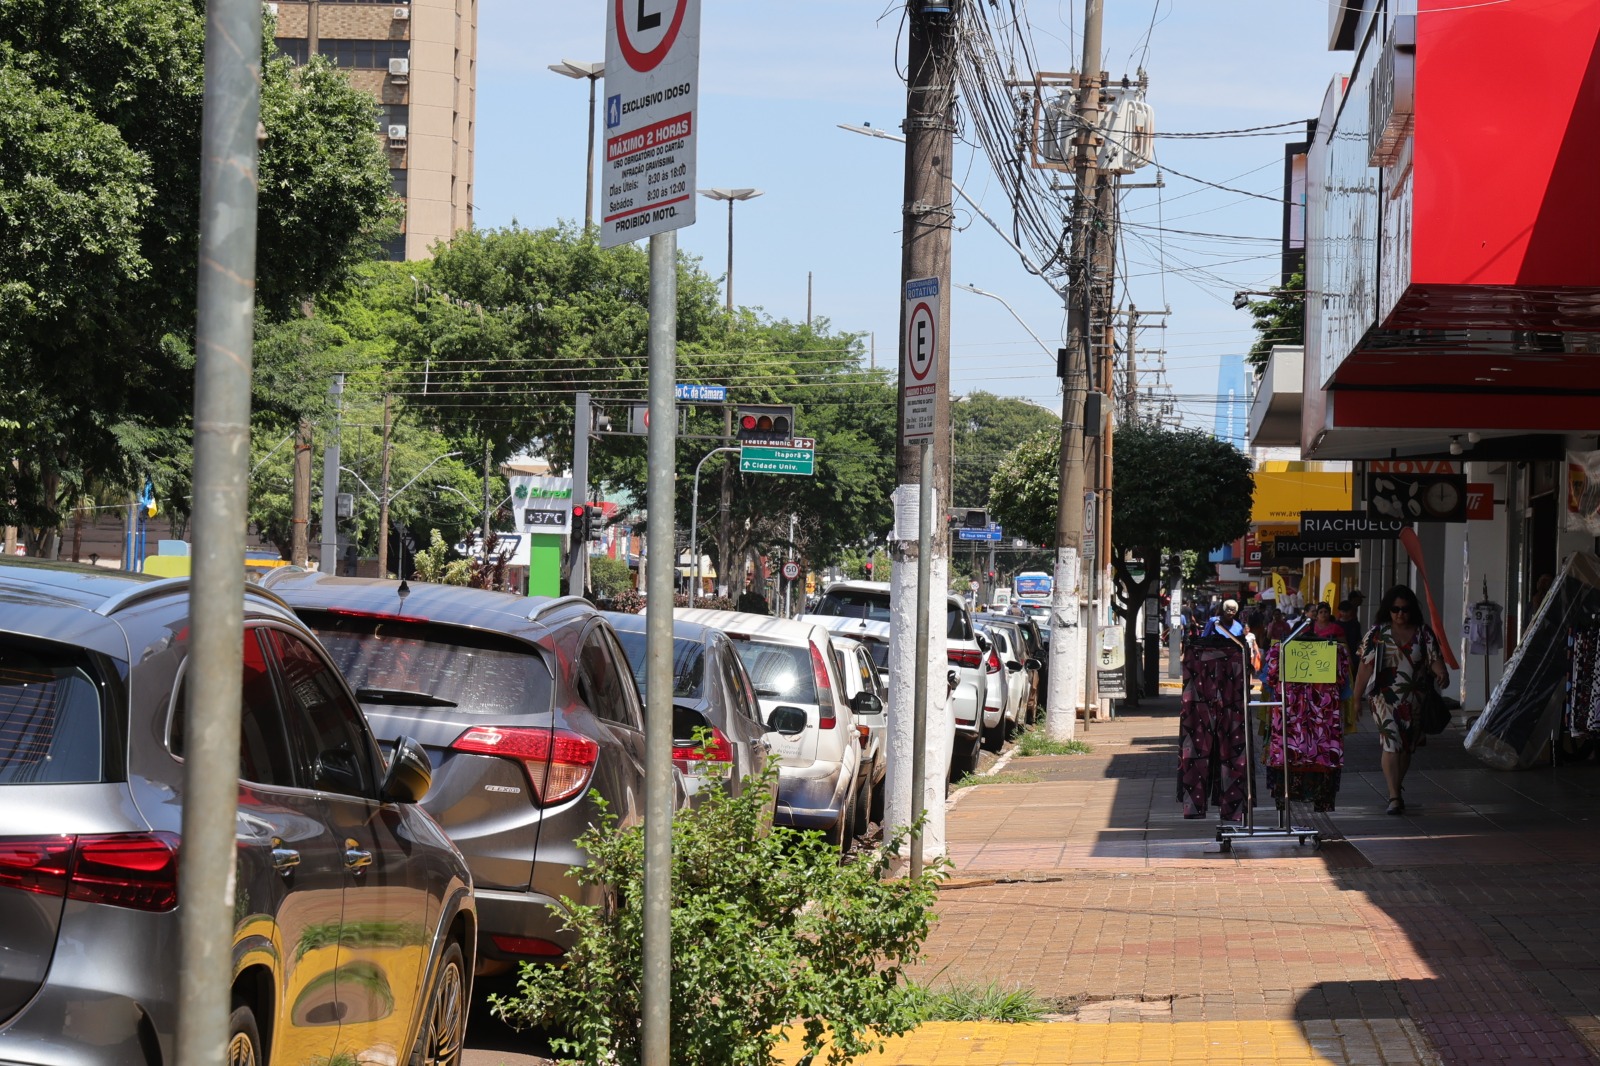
1417, 682, 1452, 735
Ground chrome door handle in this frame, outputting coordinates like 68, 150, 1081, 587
343, 840, 372, 872
271, 840, 300, 875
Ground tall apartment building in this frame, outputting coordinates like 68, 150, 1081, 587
270, 0, 477, 260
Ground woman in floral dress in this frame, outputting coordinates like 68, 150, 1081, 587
1352, 584, 1448, 815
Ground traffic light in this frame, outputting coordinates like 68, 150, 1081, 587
963, 508, 988, 530
590, 407, 613, 437
735, 404, 794, 445
571, 504, 591, 545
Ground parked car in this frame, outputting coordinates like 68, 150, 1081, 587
826, 634, 887, 833
1005, 611, 1048, 718
606, 612, 776, 809
977, 618, 1034, 744
0, 558, 474, 1066
803, 613, 892, 690
264, 568, 672, 975
812, 580, 986, 778
675, 609, 866, 847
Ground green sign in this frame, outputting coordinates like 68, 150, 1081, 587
740, 439, 814, 477
1281, 640, 1337, 684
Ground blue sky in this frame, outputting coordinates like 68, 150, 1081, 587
474, 1, 1340, 426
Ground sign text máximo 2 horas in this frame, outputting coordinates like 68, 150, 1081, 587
600, 0, 701, 249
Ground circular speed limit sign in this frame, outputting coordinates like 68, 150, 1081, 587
782, 561, 801, 581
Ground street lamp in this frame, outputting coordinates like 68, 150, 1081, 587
689, 447, 740, 605
954, 282, 1057, 361
548, 59, 605, 231
698, 188, 763, 314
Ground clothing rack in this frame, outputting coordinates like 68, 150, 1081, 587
1218, 616, 1321, 853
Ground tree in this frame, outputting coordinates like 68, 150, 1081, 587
951, 392, 1059, 510
987, 424, 1254, 702
1244, 271, 1305, 377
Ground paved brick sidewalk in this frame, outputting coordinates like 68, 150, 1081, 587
874, 697, 1600, 1065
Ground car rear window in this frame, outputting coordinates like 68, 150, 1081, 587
612, 630, 705, 699
816, 590, 891, 622
728, 640, 817, 704
0, 640, 105, 784
303, 614, 553, 717
862, 639, 890, 673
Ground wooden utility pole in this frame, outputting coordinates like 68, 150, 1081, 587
376, 393, 393, 578
1045, 0, 1105, 741
291, 418, 312, 567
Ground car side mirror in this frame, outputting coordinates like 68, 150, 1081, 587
766, 706, 808, 736
381, 735, 432, 804
850, 691, 884, 715
1026, 656, 1043, 671
1005, 659, 1023, 672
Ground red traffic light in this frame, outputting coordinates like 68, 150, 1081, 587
740, 414, 758, 430
572, 505, 587, 518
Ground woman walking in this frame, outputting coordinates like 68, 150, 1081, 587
1352, 584, 1448, 815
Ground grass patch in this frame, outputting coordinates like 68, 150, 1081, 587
1014, 723, 1094, 758
950, 769, 1041, 790
918, 982, 1051, 1023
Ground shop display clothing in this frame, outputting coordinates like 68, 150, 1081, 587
1360, 623, 1445, 755
1263, 641, 1348, 811
1178, 639, 1249, 822
1565, 626, 1600, 738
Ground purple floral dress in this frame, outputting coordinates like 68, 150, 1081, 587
1360, 623, 1443, 754
1179, 640, 1249, 822
1262, 642, 1348, 811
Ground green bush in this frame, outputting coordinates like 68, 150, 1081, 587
491, 760, 947, 1066
589, 554, 633, 599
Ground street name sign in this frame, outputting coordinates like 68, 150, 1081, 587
902, 278, 939, 442
675, 383, 726, 403
601, 0, 701, 248
740, 437, 815, 476
957, 526, 1004, 542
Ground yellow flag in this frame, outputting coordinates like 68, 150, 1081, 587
1322, 581, 1338, 610
1271, 571, 1287, 602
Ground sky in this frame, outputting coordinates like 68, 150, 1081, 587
474, 1, 1342, 430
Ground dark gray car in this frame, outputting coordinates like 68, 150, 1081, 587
606, 613, 776, 808
0, 558, 474, 1066
264, 569, 660, 976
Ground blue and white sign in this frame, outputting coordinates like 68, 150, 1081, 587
675, 383, 727, 403
958, 525, 1004, 542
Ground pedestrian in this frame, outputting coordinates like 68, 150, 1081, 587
1312, 602, 1344, 640
1352, 584, 1448, 816
1267, 608, 1292, 644
1336, 599, 1362, 659
1201, 598, 1243, 639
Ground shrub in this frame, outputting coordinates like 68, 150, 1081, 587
918, 982, 1051, 1023
589, 554, 633, 599
491, 759, 947, 1065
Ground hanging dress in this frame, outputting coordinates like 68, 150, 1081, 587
1360, 623, 1444, 755
1178, 639, 1249, 822
1262, 642, 1348, 811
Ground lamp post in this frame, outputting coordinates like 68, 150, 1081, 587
341, 451, 462, 576
697, 188, 763, 314
548, 59, 605, 231
689, 447, 739, 605
954, 282, 1058, 361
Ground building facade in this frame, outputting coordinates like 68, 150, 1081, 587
270, 0, 478, 259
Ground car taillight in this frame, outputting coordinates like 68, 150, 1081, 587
490, 934, 564, 958
451, 726, 599, 805
986, 650, 1003, 674
811, 641, 838, 729
671, 726, 735, 776
948, 648, 982, 669
0, 833, 180, 912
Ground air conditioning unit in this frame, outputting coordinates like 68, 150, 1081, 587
392, 6, 410, 19
388, 57, 410, 77
387, 124, 408, 143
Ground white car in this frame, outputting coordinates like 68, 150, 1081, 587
977, 621, 1029, 750
827, 634, 887, 834
675, 609, 867, 847
811, 580, 987, 779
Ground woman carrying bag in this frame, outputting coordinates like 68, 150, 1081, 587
1352, 584, 1449, 815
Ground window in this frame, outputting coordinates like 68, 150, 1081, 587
719, 646, 759, 724
389, 167, 408, 199
730, 641, 817, 704
267, 630, 379, 799
318, 39, 409, 69
378, 233, 407, 261
579, 629, 642, 730
170, 630, 298, 789
946, 605, 972, 641
0, 640, 106, 785
816, 589, 890, 622
274, 37, 309, 65
376, 102, 410, 132
612, 629, 703, 699
854, 649, 878, 697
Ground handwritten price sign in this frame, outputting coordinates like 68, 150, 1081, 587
1281, 641, 1337, 685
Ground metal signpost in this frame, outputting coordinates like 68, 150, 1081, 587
605, 3, 701, 1061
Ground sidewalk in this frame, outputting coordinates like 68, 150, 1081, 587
800, 695, 1600, 1064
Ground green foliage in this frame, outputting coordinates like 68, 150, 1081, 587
409, 528, 471, 586
490, 760, 946, 1066
1112, 423, 1253, 559
588, 554, 632, 599
1014, 727, 1093, 757
1244, 271, 1305, 377
952, 393, 1059, 510
918, 983, 1051, 1023
985, 430, 1061, 547
950, 770, 1042, 789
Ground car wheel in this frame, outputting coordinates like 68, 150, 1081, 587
410, 940, 467, 1066
852, 771, 872, 838
949, 733, 978, 780
826, 781, 855, 851
870, 776, 886, 824
227, 1004, 264, 1066
981, 711, 1005, 752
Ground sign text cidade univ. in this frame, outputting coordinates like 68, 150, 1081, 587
600, 0, 701, 249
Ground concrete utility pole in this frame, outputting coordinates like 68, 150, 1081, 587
319, 374, 343, 571
481, 440, 493, 549
291, 418, 312, 567
1124, 305, 1139, 423
1045, 0, 1105, 742
376, 393, 393, 578
885, 0, 959, 862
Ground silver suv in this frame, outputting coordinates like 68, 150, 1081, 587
810, 580, 987, 778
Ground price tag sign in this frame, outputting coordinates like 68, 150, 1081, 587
1281, 641, 1337, 685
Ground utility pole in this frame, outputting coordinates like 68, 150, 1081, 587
376, 393, 393, 578
1124, 304, 1139, 423
569, 392, 591, 598
1045, 0, 1104, 742
885, 0, 959, 863
291, 418, 312, 567
319, 373, 343, 571
481, 440, 492, 549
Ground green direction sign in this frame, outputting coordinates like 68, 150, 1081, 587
740, 437, 815, 476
